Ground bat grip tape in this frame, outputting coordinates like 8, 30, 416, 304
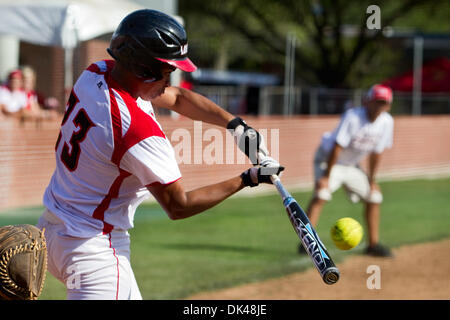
270, 174, 291, 200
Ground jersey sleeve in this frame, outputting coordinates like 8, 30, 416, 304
119, 136, 182, 186
334, 110, 358, 148
374, 116, 394, 153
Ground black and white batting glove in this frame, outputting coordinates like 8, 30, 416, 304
259, 155, 282, 172
241, 166, 285, 187
227, 117, 269, 165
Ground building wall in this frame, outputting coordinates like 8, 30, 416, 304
76, 39, 110, 79
1, 115, 449, 211
19, 42, 65, 107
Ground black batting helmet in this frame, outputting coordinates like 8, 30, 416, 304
107, 9, 197, 81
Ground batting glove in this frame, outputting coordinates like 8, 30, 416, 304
241, 166, 285, 187
227, 117, 269, 165
259, 155, 283, 171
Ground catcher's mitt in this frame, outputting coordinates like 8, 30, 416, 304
0, 224, 47, 300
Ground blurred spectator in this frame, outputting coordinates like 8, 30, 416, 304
0, 69, 28, 117
21, 65, 60, 120
20, 67, 44, 120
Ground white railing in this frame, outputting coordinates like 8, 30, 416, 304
192, 85, 450, 115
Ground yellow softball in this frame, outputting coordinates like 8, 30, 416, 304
330, 217, 363, 250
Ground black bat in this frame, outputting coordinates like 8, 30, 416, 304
270, 174, 340, 285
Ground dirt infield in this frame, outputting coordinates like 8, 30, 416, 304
187, 239, 450, 300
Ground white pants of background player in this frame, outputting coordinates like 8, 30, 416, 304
37, 209, 142, 300
313, 147, 383, 204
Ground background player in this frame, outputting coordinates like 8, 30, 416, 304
37, 9, 283, 300
299, 84, 394, 257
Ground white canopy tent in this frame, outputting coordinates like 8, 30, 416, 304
0, 0, 180, 88
0, 0, 148, 48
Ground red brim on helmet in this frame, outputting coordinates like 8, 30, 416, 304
156, 57, 197, 72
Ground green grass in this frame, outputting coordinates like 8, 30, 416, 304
1, 178, 449, 300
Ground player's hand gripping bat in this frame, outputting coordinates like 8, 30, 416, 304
270, 174, 340, 285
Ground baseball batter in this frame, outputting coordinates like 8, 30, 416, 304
299, 84, 394, 257
37, 9, 283, 300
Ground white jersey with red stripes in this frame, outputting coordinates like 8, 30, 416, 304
0, 85, 27, 113
319, 107, 394, 166
44, 60, 181, 237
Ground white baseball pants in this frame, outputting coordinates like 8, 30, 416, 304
37, 209, 142, 300
313, 147, 383, 204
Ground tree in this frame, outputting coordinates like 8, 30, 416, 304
179, 0, 446, 88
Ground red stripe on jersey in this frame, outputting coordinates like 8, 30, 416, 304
86, 60, 116, 74
105, 60, 116, 70
107, 75, 166, 166
109, 86, 123, 166
90, 63, 127, 234
86, 63, 101, 74
92, 169, 131, 234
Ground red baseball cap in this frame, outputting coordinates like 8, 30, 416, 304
8, 69, 23, 80
366, 84, 393, 103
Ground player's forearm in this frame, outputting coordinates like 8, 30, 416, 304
166, 87, 234, 127
167, 176, 245, 220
